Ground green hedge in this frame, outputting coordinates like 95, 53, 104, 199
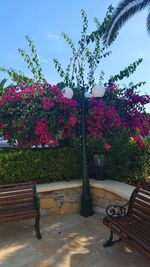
105, 138, 150, 185
0, 139, 149, 185
0, 147, 82, 184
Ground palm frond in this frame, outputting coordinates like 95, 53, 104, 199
103, 0, 150, 45
147, 9, 150, 33
0, 78, 7, 88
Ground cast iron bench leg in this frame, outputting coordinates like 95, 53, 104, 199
103, 230, 121, 247
34, 213, 42, 239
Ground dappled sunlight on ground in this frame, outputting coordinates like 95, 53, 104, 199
0, 214, 149, 267
0, 243, 28, 264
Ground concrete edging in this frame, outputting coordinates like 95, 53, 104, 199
37, 179, 135, 201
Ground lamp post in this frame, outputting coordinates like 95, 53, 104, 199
62, 84, 105, 217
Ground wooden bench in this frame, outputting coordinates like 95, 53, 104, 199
103, 181, 150, 259
0, 181, 41, 239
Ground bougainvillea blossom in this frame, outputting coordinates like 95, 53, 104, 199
0, 81, 149, 149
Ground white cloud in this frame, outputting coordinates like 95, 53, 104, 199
46, 32, 60, 40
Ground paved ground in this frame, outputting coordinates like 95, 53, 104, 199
0, 214, 149, 267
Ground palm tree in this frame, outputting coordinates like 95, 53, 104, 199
103, 0, 150, 45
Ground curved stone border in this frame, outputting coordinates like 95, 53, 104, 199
37, 179, 135, 216
90, 179, 135, 200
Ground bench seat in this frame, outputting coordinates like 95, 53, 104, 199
0, 182, 41, 239
103, 181, 150, 260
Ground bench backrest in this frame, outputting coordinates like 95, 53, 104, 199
0, 182, 36, 211
128, 182, 150, 227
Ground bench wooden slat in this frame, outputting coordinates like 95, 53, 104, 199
0, 184, 34, 193
0, 202, 35, 212
0, 181, 34, 187
135, 193, 150, 203
0, 188, 33, 196
132, 209, 150, 223
133, 202, 150, 215
0, 191, 33, 198
110, 224, 150, 259
0, 206, 36, 217
0, 182, 34, 189
120, 216, 150, 237
127, 216, 150, 236
0, 181, 41, 239
0, 198, 34, 207
0, 192, 33, 201
131, 214, 150, 230
134, 198, 150, 210
118, 216, 150, 234
0, 213, 36, 223
112, 217, 150, 245
139, 188, 150, 197
108, 220, 150, 252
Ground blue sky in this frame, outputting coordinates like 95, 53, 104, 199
0, 0, 150, 112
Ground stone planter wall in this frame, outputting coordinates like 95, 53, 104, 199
91, 187, 127, 214
38, 180, 135, 216
39, 187, 82, 216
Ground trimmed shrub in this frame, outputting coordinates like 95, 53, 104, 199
125, 141, 150, 185
0, 147, 82, 184
103, 134, 150, 185
0, 139, 149, 185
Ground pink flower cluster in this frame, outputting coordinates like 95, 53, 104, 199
122, 110, 149, 137
87, 98, 122, 137
34, 119, 56, 146
104, 143, 111, 151
107, 83, 119, 93
125, 88, 150, 106
42, 97, 54, 110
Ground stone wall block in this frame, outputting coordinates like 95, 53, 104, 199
104, 190, 118, 201
53, 191, 64, 203
40, 192, 53, 198
72, 203, 80, 213
97, 198, 110, 208
51, 190, 64, 197
64, 188, 81, 202
41, 198, 56, 209
60, 203, 73, 215
91, 188, 105, 198
50, 207, 60, 215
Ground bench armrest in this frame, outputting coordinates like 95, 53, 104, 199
105, 201, 129, 218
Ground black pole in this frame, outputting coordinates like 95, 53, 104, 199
80, 87, 94, 217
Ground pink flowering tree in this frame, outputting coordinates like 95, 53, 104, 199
0, 81, 80, 147
1, 76, 149, 149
